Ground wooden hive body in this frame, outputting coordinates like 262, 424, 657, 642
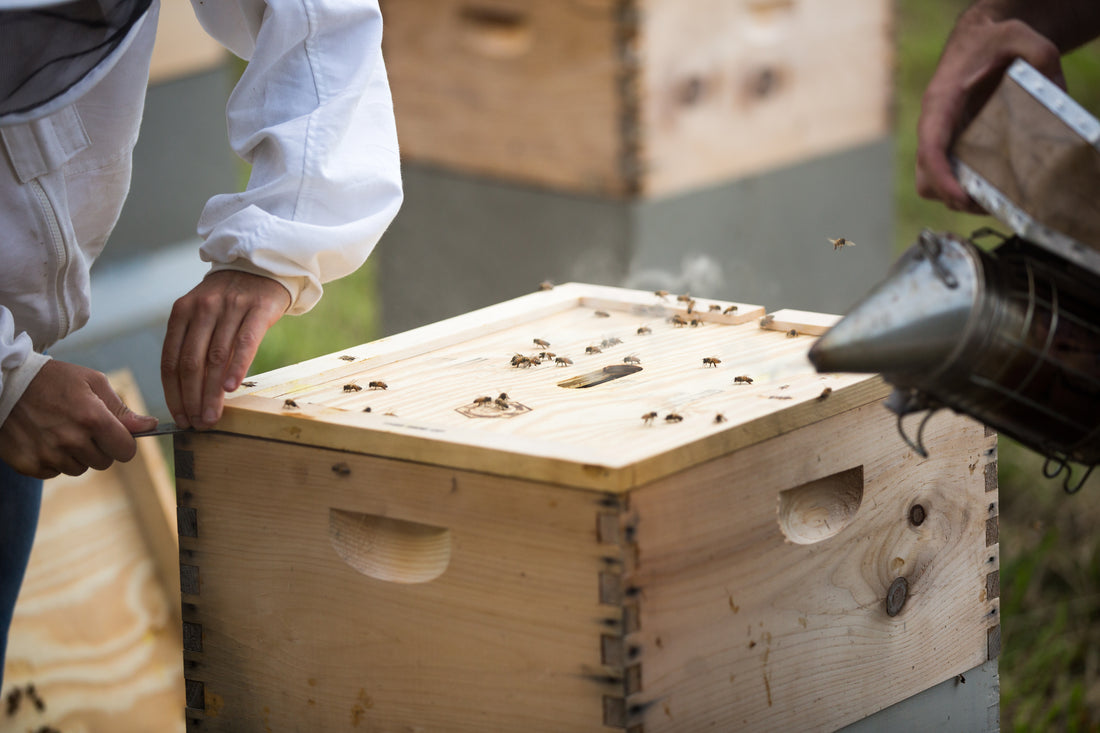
178, 284, 999, 731
380, 0, 893, 198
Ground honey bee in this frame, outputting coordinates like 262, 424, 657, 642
528, 356, 542, 366
818, 387, 833, 400
668, 314, 687, 327
714, 413, 727, 423
283, 398, 299, 409
343, 383, 362, 392
498, 392, 509, 402
642, 411, 658, 425
686, 299, 697, 314
760, 315, 775, 328
241, 381, 257, 388
555, 356, 573, 366
676, 294, 692, 303
495, 397, 511, 410
665, 413, 684, 423
702, 357, 721, 367
623, 355, 641, 365
654, 290, 670, 299
601, 337, 623, 348
539, 280, 554, 290
338, 355, 356, 361
368, 380, 388, 390
829, 237, 856, 250
690, 318, 704, 327
594, 310, 611, 318
539, 351, 556, 361
362, 406, 372, 412
733, 375, 754, 384
708, 304, 722, 312
534, 338, 550, 348
723, 305, 738, 315
586, 345, 602, 355
473, 396, 493, 406
786, 328, 799, 338
637, 326, 652, 335
512, 355, 531, 368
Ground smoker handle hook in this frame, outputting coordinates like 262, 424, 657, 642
895, 408, 938, 459
1043, 454, 1095, 494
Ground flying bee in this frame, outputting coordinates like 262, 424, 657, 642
555, 356, 573, 366
723, 305, 738, 315
586, 345, 602, 355
623, 355, 641, 365
668, 314, 687, 327
642, 411, 658, 425
241, 381, 257, 388
594, 310, 611, 318
539, 280, 554, 290
733, 375, 754, 384
787, 328, 799, 338
498, 392, 509, 402
829, 237, 856, 250
473, 396, 493, 407
283, 398, 299, 409
368, 380, 388, 390
665, 413, 684, 423
709, 304, 722, 312
637, 326, 652, 335
714, 413, 727, 423
686, 299, 697, 314
702, 357, 721, 367
343, 383, 362, 392
533, 338, 550, 348
338, 355, 356, 361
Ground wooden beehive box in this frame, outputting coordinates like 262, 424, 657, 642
178, 283, 999, 732
380, 0, 893, 197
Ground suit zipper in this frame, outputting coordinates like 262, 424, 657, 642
28, 178, 71, 344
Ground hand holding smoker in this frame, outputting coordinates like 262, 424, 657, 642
809, 59, 1100, 492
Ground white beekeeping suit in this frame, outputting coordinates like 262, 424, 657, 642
0, 0, 404, 425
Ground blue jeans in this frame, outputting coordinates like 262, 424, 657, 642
0, 459, 42, 692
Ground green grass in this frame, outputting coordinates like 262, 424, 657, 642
251, 5, 1100, 727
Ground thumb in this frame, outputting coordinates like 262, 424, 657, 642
91, 379, 158, 433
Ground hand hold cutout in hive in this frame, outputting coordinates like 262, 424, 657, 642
329, 509, 451, 584
777, 466, 864, 544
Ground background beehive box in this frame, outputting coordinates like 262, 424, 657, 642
380, 0, 893, 198
179, 284, 998, 731
3, 371, 183, 732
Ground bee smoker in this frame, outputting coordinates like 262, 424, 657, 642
808, 59, 1100, 492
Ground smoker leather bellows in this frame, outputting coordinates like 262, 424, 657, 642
808, 58, 1100, 491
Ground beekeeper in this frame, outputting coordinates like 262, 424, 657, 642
0, 0, 403, 686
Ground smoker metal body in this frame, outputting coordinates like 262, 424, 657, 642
809, 59, 1100, 490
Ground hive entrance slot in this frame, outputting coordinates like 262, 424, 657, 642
329, 509, 452, 584
557, 364, 642, 389
777, 466, 864, 544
